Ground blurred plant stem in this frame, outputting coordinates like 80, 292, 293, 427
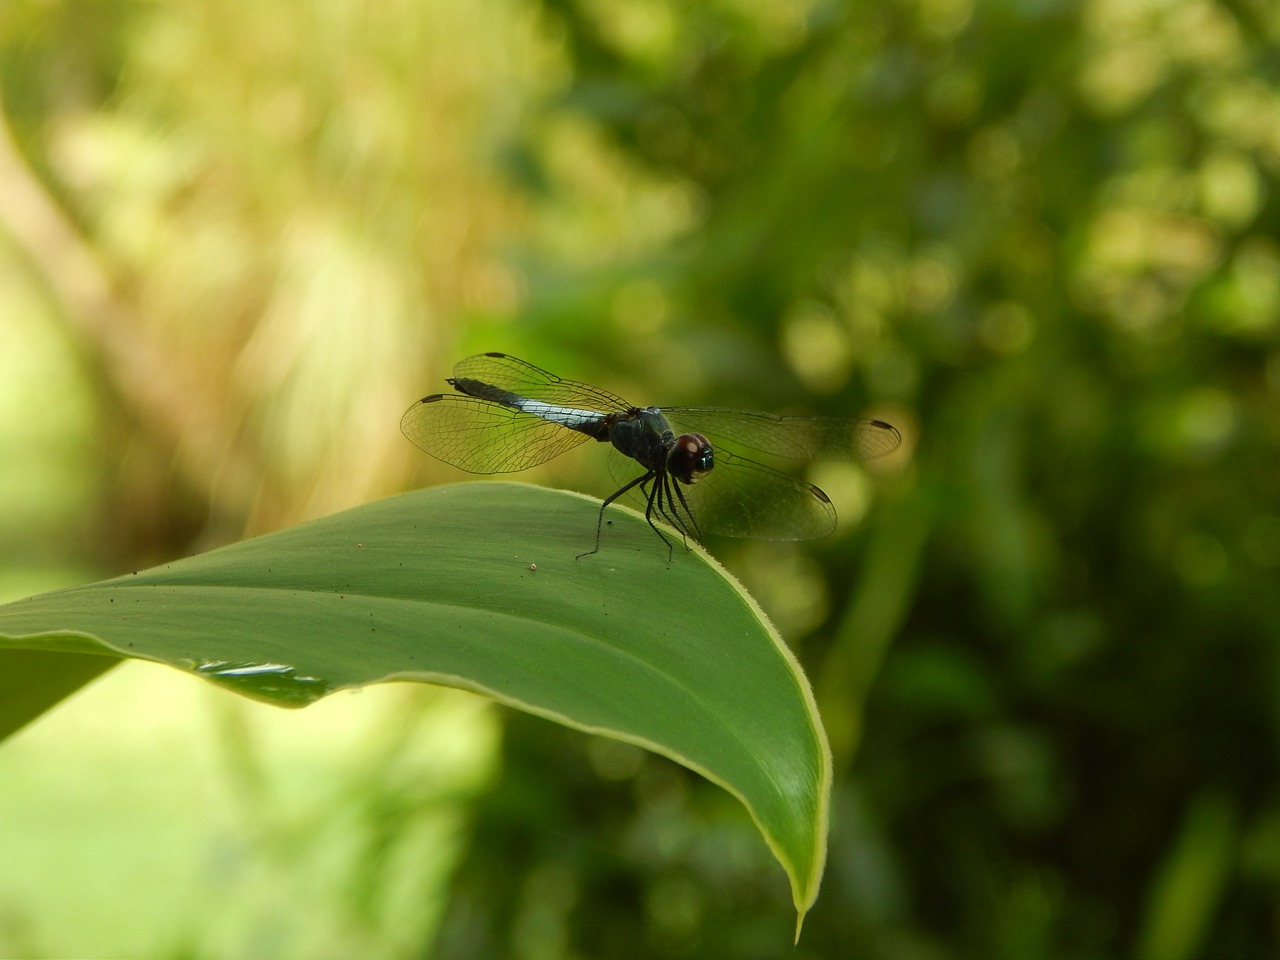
0, 93, 256, 526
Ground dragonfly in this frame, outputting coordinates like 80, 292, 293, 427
400, 352, 902, 558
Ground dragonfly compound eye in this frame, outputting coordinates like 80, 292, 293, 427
670, 433, 714, 484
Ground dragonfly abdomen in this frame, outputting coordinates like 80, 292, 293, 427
449, 377, 519, 407
451, 375, 615, 441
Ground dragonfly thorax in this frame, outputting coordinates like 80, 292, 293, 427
606, 407, 675, 471
607, 408, 714, 485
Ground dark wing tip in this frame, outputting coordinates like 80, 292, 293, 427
482, 351, 507, 358
869, 419, 903, 453
810, 484, 833, 505
418, 394, 446, 404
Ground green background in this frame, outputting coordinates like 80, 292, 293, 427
1, 0, 1278, 956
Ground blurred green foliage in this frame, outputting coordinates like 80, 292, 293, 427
2, 0, 1279, 956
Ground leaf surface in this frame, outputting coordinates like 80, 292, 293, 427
0, 482, 830, 922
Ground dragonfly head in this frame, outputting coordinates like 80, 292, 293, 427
668, 433, 714, 485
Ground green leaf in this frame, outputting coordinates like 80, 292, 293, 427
0, 482, 830, 926
0, 649, 118, 743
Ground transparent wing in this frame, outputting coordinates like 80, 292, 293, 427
608, 448, 837, 541
447, 357, 902, 461
400, 395, 591, 474
662, 407, 901, 461
452, 353, 635, 411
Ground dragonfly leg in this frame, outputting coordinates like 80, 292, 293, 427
576, 470, 657, 560
635, 475, 682, 558
666, 477, 705, 545
643, 477, 679, 562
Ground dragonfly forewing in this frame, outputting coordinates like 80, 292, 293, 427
452, 353, 635, 412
